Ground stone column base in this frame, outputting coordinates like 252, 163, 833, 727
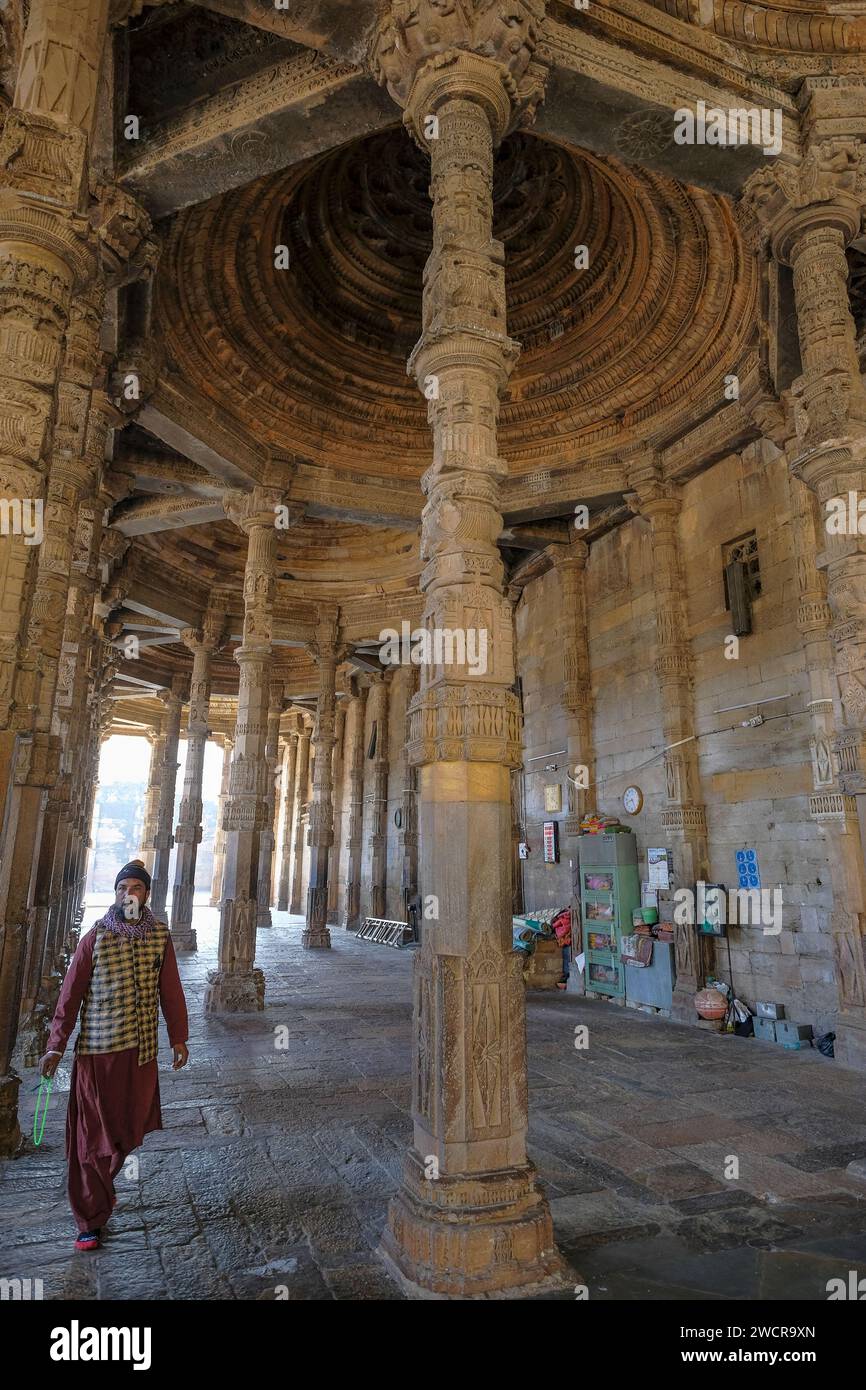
203, 967, 265, 1014
257, 907, 273, 929
378, 1150, 571, 1298
0, 1073, 23, 1157
171, 926, 197, 953
302, 926, 332, 949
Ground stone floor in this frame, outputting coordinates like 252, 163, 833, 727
4, 906, 866, 1300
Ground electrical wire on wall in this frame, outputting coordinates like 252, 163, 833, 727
562, 700, 809, 799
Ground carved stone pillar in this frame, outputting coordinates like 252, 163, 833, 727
289, 722, 311, 915
367, 673, 390, 922
204, 487, 283, 1014
149, 674, 187, 920
210, 735, 234, 906
276, 719, 299, 911
141, 724, 165, 873
551, 542, 594, 836
743, 146, 866, 1067
304, 617, 340, 947
270, 736, 284, 907
371, 3, 562, 1296
171, 612, 224, 950
344, 682, 368, 930
396, 666, 420, 921
625, 455, 712, 1020
327, 704, 347, 924
256, 679, 284, 929
0, 0, 116, 1153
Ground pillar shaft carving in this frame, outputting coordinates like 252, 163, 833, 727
256, 678, 284, 929
205, 490, 283, 1013
141, 724, 165, 874
210, 736, 234, 907
373, 25, 563, 1297
149, 675, 187, 920
368, 674, 390, 922
276, 720, 299, 912
303, 614, 340, 947
327, 704, 347, 923
344, 684, 368, 930
170, 615, 224, 949
289, 724, 311, 916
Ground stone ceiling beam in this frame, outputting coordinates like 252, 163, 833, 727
538, 14, 798, 196
119, 51, 394, 218
122, 584, 202, 632
113, 449, 223, 496
138, 375, 268, 487
111, 494, 228, 536
194, 0, 380, 64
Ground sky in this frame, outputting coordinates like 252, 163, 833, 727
98, 733, 224, 801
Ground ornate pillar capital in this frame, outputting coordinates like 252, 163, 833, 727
547, 538, 588, 575
89, 182, 158, 288
223, 486, 288, 536
370, 1, 548, 142
623, 455, 682, 524
740, 142, 866, 265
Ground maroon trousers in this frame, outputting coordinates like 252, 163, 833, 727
69, 1147, 126, 1232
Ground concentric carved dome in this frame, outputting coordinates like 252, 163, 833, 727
160, 126, 755, 477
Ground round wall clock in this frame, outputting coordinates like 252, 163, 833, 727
622, 785, 643, 815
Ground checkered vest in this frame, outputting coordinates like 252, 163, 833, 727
77, 920, 170, 1065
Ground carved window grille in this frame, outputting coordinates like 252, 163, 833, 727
722, 532, 761, 603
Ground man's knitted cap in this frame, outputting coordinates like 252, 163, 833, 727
115, 859, 152, 892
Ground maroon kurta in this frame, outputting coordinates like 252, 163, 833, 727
47, 924, 189, 1163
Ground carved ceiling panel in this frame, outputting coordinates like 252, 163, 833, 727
157, 125, 756, 478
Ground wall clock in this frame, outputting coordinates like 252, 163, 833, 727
622, 785, 643, 815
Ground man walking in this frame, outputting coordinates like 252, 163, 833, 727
39, 859, 189, 1251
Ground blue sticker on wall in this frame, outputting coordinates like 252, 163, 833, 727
735, 848, 761, 890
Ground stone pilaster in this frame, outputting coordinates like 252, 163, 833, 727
371, 3, 563, 1297
743, 144, 866, 1067
210, 735, 234, 907
625, 455, 712, 1021
149, 674, 187, 920
327, 704, 347, 924
344, 682, 368, 930
550, 542, 594, 836
367, 674, 390, 922
204, 487, 283, 1014
170, 610, 225, 950
276, 719, 299, 911
256, 678, 284, 929
304, 615, 340, 947
289, 722, 311, 915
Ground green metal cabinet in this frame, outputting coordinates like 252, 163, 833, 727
577, 833, 641, 1000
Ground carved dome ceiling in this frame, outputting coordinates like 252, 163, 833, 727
159, 125, 756, 479
135, 514, 420, 595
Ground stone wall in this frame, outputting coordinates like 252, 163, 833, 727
516, 441, 839, 1036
